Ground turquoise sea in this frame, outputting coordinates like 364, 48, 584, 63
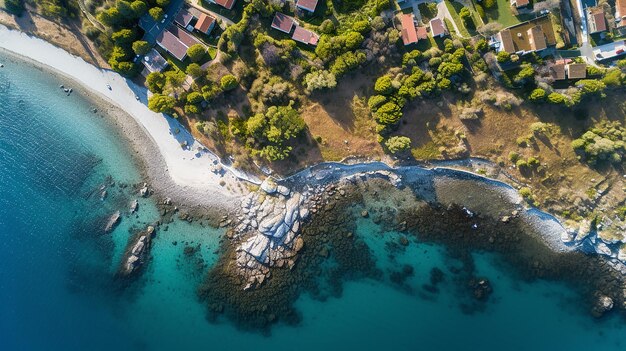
1, 50, 626, 350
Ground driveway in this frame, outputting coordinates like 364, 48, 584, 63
436, 0, 461, 37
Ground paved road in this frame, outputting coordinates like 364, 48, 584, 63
574, 0, 597, 64
140, 0, 185, 44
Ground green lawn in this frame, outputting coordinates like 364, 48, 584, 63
485, 0, 524, 28
444, 0, 470, 37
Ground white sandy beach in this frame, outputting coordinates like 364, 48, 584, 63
0, 25, 256, 206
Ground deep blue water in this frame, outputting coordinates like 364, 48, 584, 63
1, 50, 626, 350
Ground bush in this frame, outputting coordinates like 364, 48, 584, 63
483, 0, 496, 9
149, 7, 164, 21
187, 92, 204, 105
319, 19, 336, 34
186, 44, 206, 62
547, 92, 566, 105
385, 136, 412, 154
374, 102, 403, 125
132, 40, 150, 55
5, 0, 25, 15
497, 51, 511, 63
220, 74, 238, 91
148, 94, 176, 113
146, 72, 165, 93
368, 95, 387, 110
529, 88, 546, 102
246, 105, 305, 161
304, 70, 337, 91
374, 75, 394, 95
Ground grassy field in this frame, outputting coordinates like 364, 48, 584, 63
444, 0, 471, 37
485, 0, 522, 28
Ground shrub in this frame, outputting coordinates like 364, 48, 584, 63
148, 94, 176, 113
187, 92, 204, 105
186, 44, 206, 62
483, 0, 496, 9
132, 40, 150, 55
509, 151, 520, 163
304, 70, 337, 91
368, 95, 387, 110
374, 75, 394, 95
5, 0, 25, 15
220, 74, 238, 91
497, 51, 511, 63
385, 136, 412, 154
148, 7, 164, 21
529, 88, 546, 102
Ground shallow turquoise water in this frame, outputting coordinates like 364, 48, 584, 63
1, 51, 625, 350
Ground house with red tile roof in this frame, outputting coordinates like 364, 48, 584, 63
296, 0, 319, 12
195, 13, 216, 35
292, 26, 319, 45
209, 0, 236, 10
271, 12, 296, 34
400, 13, 418, 45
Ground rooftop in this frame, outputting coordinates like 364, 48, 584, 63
587, 6, 607, 33
496, 15, 556, 53
416, 26, 428, 40
550, 61, 566, 80
400, 14, 418, 45
618, 0, 626, 25
214, 0, 236, 10
168, 25, 201, 48
143, 48, 169, 73
195, 13, 216, 34
592, 40, 626, 60
157, 30, 188, 61
296, 0, 318, 12
511, 0, 530, 7
174, 8, 195, 28
566, 63, 587, 79
430, 18, 446, 37
271, 12, 296, 33
292, 26, 319, 45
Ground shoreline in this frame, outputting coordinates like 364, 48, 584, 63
2, 25, 625, 271
0, 25, 250, 211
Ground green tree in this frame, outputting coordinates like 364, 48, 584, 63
5, 0, 25, 16
131, 0, 148, 17
374, 102, 403, 125
304, 70, 337, 91
132, 40, 150, 55
246, 105, 306, 161
149, 7, 164, 21
483, 0, 496, 9
385, 136, 411, 154
112, 29, 135, 45
529, 88, 546, 102
97, 7, 122, 27
117, 0, 135, 19
156, 0, 170, 6
374, 75, 394, 95
146, 72, 165, 93
220, 74, 238, 91
187, 92, 204, 105
186, 44, 206, 62
497, 51, 511, 63
185, 63, 204, 79
148, 93, 176, 113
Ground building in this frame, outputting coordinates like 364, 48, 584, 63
587, 6, 607, 34
617, 0, 626, 27
416, 26, 428, 40
292, 26, 319, 45
593, 40, 626, 60
527, 25, 547, 51
142, 49, 168, 73
174, 8, 195, 28
510, 0, 529, 8
209, 0, 236, 10
195, 13, 216, 35
296, 0, 318, 12
400, 14, 418, 45
156, 25, 202, 62
493, 15, 556, 54
271, 12, 296, 34
156, 30, 189, 61
430, 18, 447, 38
566, 63, 587, 79
550, 60, 566, 80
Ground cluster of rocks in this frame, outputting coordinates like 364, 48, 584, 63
563, 219, 626, 263
232, 178, 309, 290
118, 225, 155, 277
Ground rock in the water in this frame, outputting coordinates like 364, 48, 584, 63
361, 210, 369, 218
591, 293, 614, 318
104, 211, 121, 233
139, 183, 149, 197
130, 199, 138, 214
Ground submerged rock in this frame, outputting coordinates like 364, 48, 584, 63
104, 211, 121, 233
130, 199, 138, 214
591, 293, 614, 318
